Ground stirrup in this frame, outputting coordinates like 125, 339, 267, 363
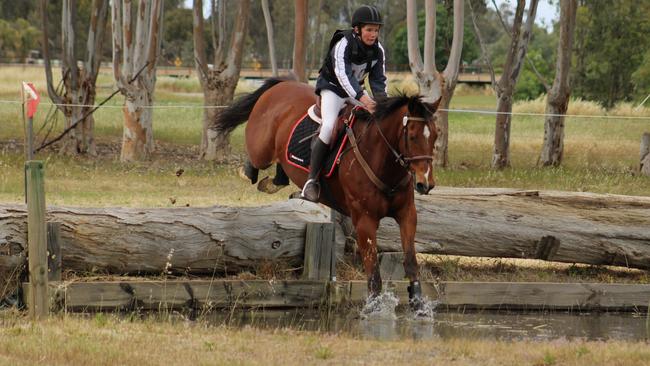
300, 178, 320, 201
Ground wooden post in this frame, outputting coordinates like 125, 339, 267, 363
303, 222, 335, 280
26, 161, 48, 319
47, 222, 61, 281
641, 133, 650, 176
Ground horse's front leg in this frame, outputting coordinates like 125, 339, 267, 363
395, 201, 423, 310
353, 215, 382, 297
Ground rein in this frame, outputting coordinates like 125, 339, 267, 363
344, 109, 433, 196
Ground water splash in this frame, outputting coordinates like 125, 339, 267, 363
410, 297, 439, 321
360, 291, 399, 320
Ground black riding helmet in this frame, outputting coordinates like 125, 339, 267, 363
351, 5, 383, 28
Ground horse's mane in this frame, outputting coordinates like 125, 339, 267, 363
354, 93, 436, 122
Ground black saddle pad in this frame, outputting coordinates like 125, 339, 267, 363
285, 114, 353, 178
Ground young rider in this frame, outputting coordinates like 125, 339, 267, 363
301, 5, 388, 202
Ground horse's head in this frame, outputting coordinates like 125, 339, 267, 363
373, 94, 442, 195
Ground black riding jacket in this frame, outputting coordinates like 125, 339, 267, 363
315, 29, 387, 100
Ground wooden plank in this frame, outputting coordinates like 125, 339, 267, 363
347, 281, 440, 305
302, 222, 335, 280
28, 280, 650, 312
47, 222, 61, 281
25, 161, 48, 319
437, 282, 650, 310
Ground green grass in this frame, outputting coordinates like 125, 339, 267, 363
1, 66, 649, 207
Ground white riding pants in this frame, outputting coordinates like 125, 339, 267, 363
318, 89, 362, 144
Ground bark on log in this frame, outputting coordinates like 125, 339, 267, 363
641, 132, 650, 176
2, 189, 650, 286
376, 188, 650, 269
0, 201, 345, 278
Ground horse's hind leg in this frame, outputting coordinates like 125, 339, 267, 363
238, 160, 259, 184
257, 163, 289, 194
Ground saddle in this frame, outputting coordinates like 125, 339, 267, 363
285, 98, 358, 178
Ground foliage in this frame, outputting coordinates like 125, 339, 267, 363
390, 3, 481, 71
0, 18, 40, 62
631, 49, 650, 102
572, 1, 650, 108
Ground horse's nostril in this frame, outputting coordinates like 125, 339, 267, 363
415, 182, 427, 193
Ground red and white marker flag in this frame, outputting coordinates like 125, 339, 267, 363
22, 82, 40, 118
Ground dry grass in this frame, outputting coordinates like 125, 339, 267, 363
0, 314, 648, 366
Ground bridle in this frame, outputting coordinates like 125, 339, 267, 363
344, 108, 435, 195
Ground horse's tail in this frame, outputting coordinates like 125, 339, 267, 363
214, 77, 291, 135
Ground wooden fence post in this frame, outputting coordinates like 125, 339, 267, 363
303, 222, 335, 280
641, 133, 650, 176
47, 222, 61, 281
26, 161, 48, 319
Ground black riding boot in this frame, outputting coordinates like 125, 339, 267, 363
301, 138, 329, 202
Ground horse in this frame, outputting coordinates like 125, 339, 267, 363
214, 78, 440, 310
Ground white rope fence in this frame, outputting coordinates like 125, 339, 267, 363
1, 98, 650, 119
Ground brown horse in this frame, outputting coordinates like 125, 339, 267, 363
215, 78, 440, 310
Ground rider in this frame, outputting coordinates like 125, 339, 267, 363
301, 5, 388, 202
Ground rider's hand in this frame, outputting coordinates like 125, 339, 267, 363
360, 94, 376, 113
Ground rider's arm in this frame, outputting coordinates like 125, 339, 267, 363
332, 38, 365, 100
368, 42, 388, 99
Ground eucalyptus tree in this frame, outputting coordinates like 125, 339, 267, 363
293, 0, 308, 82
193, 0, 250, 161
539, 0, 577, 167
111, 0, 165, 162
406, 0, 464, 167
40, 0, 109, 155
470, 0, 539, 169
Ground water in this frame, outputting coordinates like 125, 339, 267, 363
199, 309, 648, 342
197, 301, 649, 342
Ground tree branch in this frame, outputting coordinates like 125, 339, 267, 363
442, 0, 465, 87
406, 0, 424, 73
423, 0, 437, 74
193, 0, 209, 87
40, 0, 64, 109
468, 0, 498, 92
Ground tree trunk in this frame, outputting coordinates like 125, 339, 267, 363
3, 189, 650, 282
112, 0, 164, 162
261, 0, 278, 77
40, 0, 107, 156
406, 0, 464, 168
200, 81, 237, 161
492, 0, 538, 169
194, 0, 250, 161
540, 0, 577, 167
641, 132, 650, 176
292, 0, 308, 82
120, 86, 155, 161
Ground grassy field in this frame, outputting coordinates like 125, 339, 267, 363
1, 66, 649, 207
0, 313, 648, 366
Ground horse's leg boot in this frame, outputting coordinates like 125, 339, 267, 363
300, 138, 329, 202
238, 160, 259, 184
408, 280, 424, 312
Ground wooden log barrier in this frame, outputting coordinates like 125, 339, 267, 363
0, 200, 346, 278
2, 188, 650, 283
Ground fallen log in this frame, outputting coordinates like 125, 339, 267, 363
1, 188, 649, 285
376, 188, 650, 269
0, 201, 345, 279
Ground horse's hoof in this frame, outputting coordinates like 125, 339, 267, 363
409, 296, 425, 313
257, 176, 284, 194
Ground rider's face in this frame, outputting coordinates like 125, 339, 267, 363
357, 24, 380, 46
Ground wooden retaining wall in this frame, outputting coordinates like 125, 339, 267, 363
24, 280, 650, 312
